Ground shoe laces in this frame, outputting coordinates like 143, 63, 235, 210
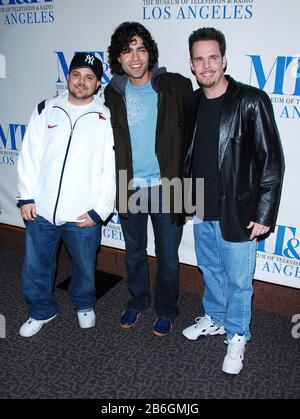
194, 314, 213, 329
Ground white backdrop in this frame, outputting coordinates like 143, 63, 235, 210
0, 0, 299, 288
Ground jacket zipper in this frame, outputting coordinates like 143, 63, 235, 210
52, 106, 101, 225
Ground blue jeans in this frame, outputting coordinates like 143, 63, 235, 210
120, 187, 183, 320
193, 220, 257, 340
22, 215, 101, 320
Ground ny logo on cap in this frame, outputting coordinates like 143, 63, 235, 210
85, 54, 95, 65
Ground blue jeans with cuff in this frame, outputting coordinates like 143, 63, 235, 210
22, 215, 101, 320
193, 220, 257, 340
120, 186, 183, 321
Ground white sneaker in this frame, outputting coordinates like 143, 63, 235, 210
182, 314, 226, 340
19, 314, 57, 337
222, 334, 247, 375
78, 310, 95, 329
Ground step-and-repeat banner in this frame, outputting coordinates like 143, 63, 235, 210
0, 0, 299, 288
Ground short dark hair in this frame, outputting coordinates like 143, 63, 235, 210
108, 21, 159, 75
189, 27, 226, 58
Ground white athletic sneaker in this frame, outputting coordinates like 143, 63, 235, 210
182, 314, 226, 340
19, 314, 57, 337
78, 310, 96, 329
222, 334, 247, 375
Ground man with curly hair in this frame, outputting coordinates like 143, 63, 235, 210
104, 22, 193, 336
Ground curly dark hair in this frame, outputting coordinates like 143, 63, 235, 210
108, 21, 159, 75
189, 27, 226, 58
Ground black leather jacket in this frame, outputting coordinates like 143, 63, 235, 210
183, 76, 284, 242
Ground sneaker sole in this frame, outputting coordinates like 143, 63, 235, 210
153, 323, 172, 337
120, 321, 138, 329
153, 329, 170, 337
120, 313, 141, 330
182, 329, 226, 340
20, 314, 57, 338
222, 365, 243, 375
79, 321, 96, 329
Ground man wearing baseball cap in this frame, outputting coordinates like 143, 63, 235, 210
17, 52, 116, 337
69, 52, 103, 81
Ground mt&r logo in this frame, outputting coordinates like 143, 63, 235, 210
248, 54, 300, 119
0, 123, 26, 152
257, 225, 300, 279
0, 122, 26, 167
55, 51, 111, 96
0, 0, 55, 26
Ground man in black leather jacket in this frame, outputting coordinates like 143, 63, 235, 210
182, 27, 284, 375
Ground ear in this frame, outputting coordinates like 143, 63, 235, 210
222, 55, 227, 70
190, 57, 195, 74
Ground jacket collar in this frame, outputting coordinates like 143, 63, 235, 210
218, 75, 240, 167
109, 63, 166, 95
195, 75, 238, 99
54, 90, 105, 112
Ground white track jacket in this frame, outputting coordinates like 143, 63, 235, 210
17, 91, 116, 225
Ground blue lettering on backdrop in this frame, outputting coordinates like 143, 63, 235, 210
102, 211, 124, 241
55, 51, 68, 84
4, 11, 54, 24
1, 0, 54, 25
257, 225, 300, 260
0, 0, 53, 5
102, 228, 124, 241
0, 124, 27, 151
0, 155, 15, 166
261, 262, 300, 278
248, 55, 300, 96
143, 5, 253, 20
143, 6, 171, 20
280, 106, 300, 119
0, 123, 26, 166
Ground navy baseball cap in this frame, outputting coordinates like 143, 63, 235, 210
69, 52, 103, 81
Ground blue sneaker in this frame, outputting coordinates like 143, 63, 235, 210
153, 318, 173, 336
120, 309, 141, 329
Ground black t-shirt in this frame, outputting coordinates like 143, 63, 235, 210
192, 93, 224, 220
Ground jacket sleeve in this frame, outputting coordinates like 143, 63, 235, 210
252, 92, 285, 227
17, 104, 46, 201
93, 120, 116, 222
